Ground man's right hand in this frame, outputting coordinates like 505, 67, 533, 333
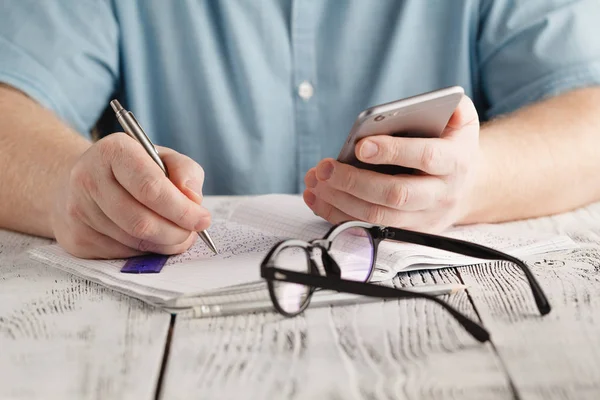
50, 132, 211, 259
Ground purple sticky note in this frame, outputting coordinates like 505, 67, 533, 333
121, 254, 170, 274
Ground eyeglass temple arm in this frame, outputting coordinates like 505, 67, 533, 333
266, 268, 490, 343
381, 227, 551, 315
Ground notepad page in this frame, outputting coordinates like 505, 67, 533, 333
28, 194, 579, 312
229, 194, 332, 241
228, 195, 578, 272
375, 224, 579, 273
29, 219, 287, 305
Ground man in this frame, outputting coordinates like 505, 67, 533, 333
0, 1, 599, 259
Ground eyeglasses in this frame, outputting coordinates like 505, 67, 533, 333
260, 221, 551, 344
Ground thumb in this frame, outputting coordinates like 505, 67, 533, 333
441, 95, 480, 140
157, 146, 205, 205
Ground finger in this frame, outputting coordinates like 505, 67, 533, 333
157, 146, 205, 205
310, 184, 447, 232
89, 171, 194, 246
304, 167, 318, 189
305, 188, 441, 233
309, 184, 399, 225
354, 96, 479, 175
60, 222, 144, 259
110, 139, 211, 232
442, 95, 479, 139
314, 159, 447, 211
355, 135, 458, 175
79, 199, 198, 254
303, 190, 355, 225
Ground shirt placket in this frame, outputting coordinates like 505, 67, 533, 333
291, 0, 320, 192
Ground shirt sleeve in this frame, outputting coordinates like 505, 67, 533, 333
477, 0, 600, 120
0, 0, 119, 136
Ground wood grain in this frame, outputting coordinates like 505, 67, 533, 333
161, 268, 512, 400
5, 198, 600, 399
458, 205, 600, 400
0, 230, 171, 400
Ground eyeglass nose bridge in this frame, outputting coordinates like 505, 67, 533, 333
306, 239, 343, 278
308, 239, 331, 251
307, 239, 331, 271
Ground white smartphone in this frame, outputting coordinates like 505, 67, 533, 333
337, 85, 464, 175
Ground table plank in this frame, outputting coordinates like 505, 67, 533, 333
0, 230, 171, 400
458, 205, 600, 400
161, 269, 512, 400
4, 198, 600, 399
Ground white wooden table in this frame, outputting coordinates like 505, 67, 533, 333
2, 197, 600, 400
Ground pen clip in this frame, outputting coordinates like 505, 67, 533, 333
129, 112, 160, 156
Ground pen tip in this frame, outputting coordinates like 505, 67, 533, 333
110, 99, 123, 113
198, 231, 219, 255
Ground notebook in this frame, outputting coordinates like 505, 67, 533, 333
28, 194, 578, 314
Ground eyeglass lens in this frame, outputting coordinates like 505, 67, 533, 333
272, 226, 375, 314
329, 226, 374, 282
272, 246, 312, 314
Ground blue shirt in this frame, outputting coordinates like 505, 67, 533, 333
1, 0, 599, 195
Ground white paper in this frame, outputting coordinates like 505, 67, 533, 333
28, 194, 579, 311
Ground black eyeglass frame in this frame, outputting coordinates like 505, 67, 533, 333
260, 221, 551, 343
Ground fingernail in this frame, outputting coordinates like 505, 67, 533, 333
306, 171, 318, 188
304, 191, 316, 206
184, 179, 203, 201
317, 161, 334, 181
360, 140, 378, 159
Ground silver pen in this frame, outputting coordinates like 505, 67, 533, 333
173, 283, 468, 318
110, 99, 218, 255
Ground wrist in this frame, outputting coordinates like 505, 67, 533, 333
457, 141, 490, 225
46, 139, 91, 237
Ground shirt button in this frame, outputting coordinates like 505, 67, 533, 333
297, 81, 314, 100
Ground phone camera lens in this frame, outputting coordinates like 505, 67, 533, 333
374, 115, 385, 121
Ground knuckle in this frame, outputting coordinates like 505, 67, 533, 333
322, 203, 335, 222
70, 164, 98, 197
65, 198, 83, 220
71, 234, 90, 249
439, 190, 459, 208
138, 177, 165, 204
130, 216, 156, 240
390, 141, 405, 163
56, 224, 98, 259
177, 204, 194, 226
136, 239, 155, 253
130, 152, 154, 177
365, 205, 386, 225
97, 134, 123, 164
69, 161, 85, 184
386, 184, 410, 208
343, 170, 358, 192
64, 230, 93, 256
169, 153, 205, 186
421, 143, 441, 171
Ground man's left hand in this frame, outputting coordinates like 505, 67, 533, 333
303, 95, 480, 233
